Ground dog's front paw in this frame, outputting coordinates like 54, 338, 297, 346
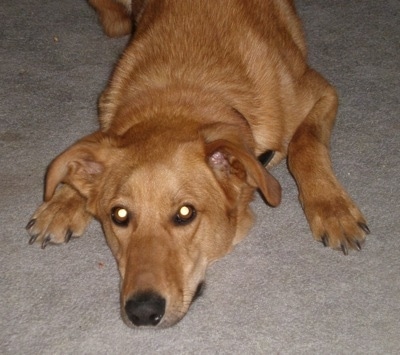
26, 186, 91, 249
304, 193, 370, 255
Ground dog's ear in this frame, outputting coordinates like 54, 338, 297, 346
202, 122, 281, 206
205, 138, 281, 207
44, 132, 110, 202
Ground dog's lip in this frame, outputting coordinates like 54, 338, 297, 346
159, 282, 205, 328
191, 281, 205, 304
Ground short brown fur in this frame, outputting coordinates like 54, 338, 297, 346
27, 0, 369, 327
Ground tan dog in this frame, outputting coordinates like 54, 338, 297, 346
26, 0, 370, 328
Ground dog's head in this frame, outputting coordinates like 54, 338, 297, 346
44, 121, 281, 327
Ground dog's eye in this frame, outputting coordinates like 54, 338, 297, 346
111, 206, 130, 227
174, 205, 196, 225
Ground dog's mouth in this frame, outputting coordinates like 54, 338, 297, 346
122, 281, 206, 328
191, 281, 205, 304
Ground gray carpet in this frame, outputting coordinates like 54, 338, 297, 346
1, 0, 399, 354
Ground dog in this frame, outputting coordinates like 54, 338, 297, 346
26, 0, 370, 328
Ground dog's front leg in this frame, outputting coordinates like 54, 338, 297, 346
26, 185, 92, 249
287, 70, 369, 254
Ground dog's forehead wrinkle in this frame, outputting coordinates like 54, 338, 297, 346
120, 138, 196, 169
124, 122, 199, 145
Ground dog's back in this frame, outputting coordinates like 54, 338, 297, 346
94, 0, 311, 158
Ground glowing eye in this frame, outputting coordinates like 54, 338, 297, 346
111, 206, 130, 226
174, 205, 196, 225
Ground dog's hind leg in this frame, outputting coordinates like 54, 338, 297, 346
287, 69, 369, 254
26, 185, 92, 249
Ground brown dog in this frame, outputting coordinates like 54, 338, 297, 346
26, 0, 370, 328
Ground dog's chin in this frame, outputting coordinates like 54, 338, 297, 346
121, 281, 206, 329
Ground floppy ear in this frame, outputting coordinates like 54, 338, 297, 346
44, 132, 108, 202
205, 139, 281, 207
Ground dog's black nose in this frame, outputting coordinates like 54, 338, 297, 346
125, 292, 166, 326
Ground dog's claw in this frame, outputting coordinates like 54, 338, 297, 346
65, 230, 73, 243
355, 240, 362, 251
321, 234, 329, 247
28, 234, 38, 245
358, 223, 370, 235
26, 219, 36, 230
41, 236, 51, 249
341, 243, 348, 255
